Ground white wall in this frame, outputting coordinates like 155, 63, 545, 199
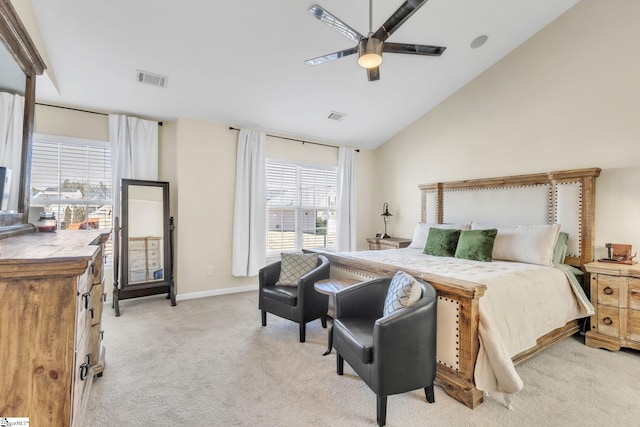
373, 0, 640, 257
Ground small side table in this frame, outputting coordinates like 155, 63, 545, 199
314, 278, 361, 355
367, 237, 411, 250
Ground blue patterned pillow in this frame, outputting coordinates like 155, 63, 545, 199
383, 270, 423, 317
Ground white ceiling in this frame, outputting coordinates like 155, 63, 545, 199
29, 0, 579, 149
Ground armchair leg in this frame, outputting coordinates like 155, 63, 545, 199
377, 395, 387, 426
337, 354, 344, 375
299, 323, 306, 343
425, 384, 435, 403
261, 310, 266, 327
321, 315, 327, 328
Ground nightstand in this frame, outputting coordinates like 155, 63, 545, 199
584, 261, 640, 352
367, 237, 411, 250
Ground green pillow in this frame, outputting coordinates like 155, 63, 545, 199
552, 232, 569, 265
424, 228, 461, 257
454, 229, 498, 262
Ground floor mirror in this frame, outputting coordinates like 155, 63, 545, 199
113, 179, 176, 316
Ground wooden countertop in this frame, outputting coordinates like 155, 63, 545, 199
0, 230, 110, 278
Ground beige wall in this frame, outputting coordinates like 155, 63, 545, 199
373, 0, 640, 256
174, 119, 376, 297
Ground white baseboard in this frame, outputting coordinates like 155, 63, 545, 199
104, 284, 258, 305
176, 284, 258, 301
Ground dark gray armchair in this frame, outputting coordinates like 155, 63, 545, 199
258, 254, 330, 342
333, 276, 437, 427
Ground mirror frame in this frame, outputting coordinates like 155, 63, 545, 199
116, 179, 175, 311
0, 1, 46, 238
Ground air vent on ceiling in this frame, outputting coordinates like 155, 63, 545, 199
327, 111, 347, 121
136, 70, 168, 88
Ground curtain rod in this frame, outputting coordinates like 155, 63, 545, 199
36, 102, 163, 126
228, 126, 359, 152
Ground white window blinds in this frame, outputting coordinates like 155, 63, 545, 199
30, 134, 113, 260
266, 161, 337, 255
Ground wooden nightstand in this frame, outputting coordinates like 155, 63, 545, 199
584, 261, 640, 351
367, 237, 411, 250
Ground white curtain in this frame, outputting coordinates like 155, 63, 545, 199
109, 114, 159, 221
337, 147, 356, 251
232, 129, 266, 277
0, 92, 24, 211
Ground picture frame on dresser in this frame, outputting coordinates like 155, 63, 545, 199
113, 179, 176, 316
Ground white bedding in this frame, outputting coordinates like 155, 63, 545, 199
328, 248, 594, 394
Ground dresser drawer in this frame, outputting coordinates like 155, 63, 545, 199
91, 249, 103, 285
596, 305, 620, 337
147, 238, 161, 249
129, 270, 147, 282
597, 275, 620, 307
89, 324, 104, 368
75, 266, 93, 344
128, 238, 146, 250
90, 280, 105, 326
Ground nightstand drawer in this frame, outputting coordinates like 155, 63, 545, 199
628, 309, 640, 342
597, 275, 620, 306
596, 305, 620, 337
629, 278, 640, 311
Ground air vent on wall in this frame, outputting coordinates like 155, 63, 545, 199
136, 70, 168, 88
327, 111, 347, 121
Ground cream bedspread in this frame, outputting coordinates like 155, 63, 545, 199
329, 248, 594, 394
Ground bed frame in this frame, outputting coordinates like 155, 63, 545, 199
323, 168, 600, 408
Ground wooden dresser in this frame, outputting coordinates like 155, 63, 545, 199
128, 236, 162, 282
584, 261, 640, 352
367, 237, 411, 250
0, 230, 110, 426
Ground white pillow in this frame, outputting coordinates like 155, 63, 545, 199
408, 222, 471, 249
471, 223, 561, 266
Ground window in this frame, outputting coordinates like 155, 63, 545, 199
30, 134, 113, 261
266, 161, 338, 256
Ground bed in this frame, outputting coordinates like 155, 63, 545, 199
315, 168, 601, 409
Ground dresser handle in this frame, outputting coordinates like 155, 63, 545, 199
603, 317, 613, 325
89, 308, 95, 319
100, 330, 105, 340
90, 263, 95, 275
603, 286, 614, 295
79, 354, 91, 381
103, 292, 107, 302
83, 293, 91, 309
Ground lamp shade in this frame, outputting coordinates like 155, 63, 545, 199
358, 38, 383, 69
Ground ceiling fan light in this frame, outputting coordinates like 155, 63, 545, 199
358, 38, 383, 69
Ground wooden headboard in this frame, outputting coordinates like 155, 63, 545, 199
418, 168, 601, 267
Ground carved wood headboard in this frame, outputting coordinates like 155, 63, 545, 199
419, 168, 601, 267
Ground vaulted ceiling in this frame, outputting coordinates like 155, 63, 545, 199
28, 0, 580, 149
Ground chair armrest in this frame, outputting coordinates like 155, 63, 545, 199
374, 295, 438, 366
298, 255, 330, 299
259, 261, 281, 289
334, 277, 392, 319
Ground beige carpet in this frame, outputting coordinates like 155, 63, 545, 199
84, 291, 640, 426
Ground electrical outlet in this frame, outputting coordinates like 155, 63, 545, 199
207, 265, 214, 276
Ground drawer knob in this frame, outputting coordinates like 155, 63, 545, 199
603, 286, 614, 295
602, 317, 613, 325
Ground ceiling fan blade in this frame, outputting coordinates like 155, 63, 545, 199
305, 47, 358, 66
373, 0, 430, 42
383, 42, 446, 56
308, 4, 364, 43
367, 67, 380, 82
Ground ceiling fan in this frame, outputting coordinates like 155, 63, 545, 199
305, 0, 446, 81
